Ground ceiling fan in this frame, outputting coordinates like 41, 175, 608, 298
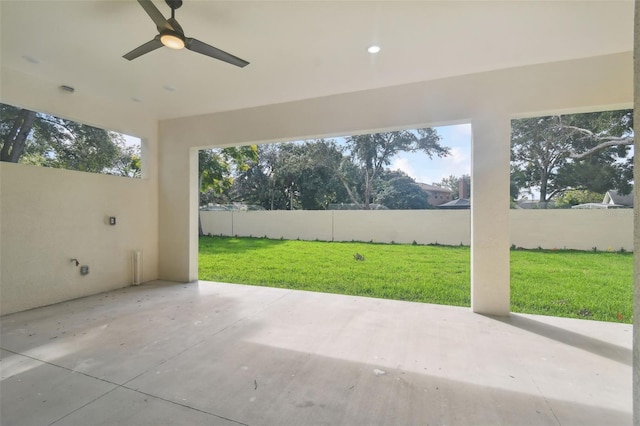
123, 0, 249, 68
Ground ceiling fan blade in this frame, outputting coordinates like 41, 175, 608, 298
123, 36, 164, 60
137, 0, 173, 32
185, 38, 249, 68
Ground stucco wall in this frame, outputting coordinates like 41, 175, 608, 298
510, 209, 633, 251
0, 69, 160, 316
0, 163, 159, 315
201, 209, 633, 251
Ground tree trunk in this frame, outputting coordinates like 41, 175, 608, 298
539, 172, 549, 208
1, 109, 36, 163
363, 169, 371, 209
335, 171, 362, 207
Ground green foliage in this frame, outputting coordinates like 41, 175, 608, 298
231, 140, 347, 210
199, 236, 632, 323
111, 143, 142, 178
0, 102, 141, 177
199, 145, 258, 205
511, 115, 576, 203
554, 189, 604, 208
230, 133, 448, 211
373, 170, 430, 209
511, 109, 633, 203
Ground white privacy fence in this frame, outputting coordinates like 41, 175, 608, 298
200, 209, 634, 251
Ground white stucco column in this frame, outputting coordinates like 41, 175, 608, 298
157, 136, 199, 282
470, 112, 511, 316
632, 3, 639, 424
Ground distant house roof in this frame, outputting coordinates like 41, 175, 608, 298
416, 183, 452, 193
437, 198, 470, 209
603, 190, 633, 207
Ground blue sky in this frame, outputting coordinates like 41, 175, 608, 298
327, 124, 472, 186
389, 123, 471, 185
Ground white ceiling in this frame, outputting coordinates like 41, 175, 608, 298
0, 1, 634, 121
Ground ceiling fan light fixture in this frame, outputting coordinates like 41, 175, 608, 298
367, 45, 381, 54
160, 32, 185, 50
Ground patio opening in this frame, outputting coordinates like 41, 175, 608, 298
508, 108, 634, 324
197, 124, 473, 308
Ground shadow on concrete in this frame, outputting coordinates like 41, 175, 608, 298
485, 313, 632, 366
125, 338, 632, 426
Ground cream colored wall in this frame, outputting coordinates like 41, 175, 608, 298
332, 211, 469, 245
0, 70, 159, 315
200, 210, 633, 251
0, 163, 159, 315
200, 211, 233, 237
510, 209, 633, 251
233, 211, 333, 241
201, 210, 468, 244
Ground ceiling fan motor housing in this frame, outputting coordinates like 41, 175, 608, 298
165, 0, 183, 10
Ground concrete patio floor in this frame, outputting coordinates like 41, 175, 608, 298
0, 280, 632, 426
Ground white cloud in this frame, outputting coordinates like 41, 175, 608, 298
391, 157, 438, 185
390, 157, 415, 177
447, 147, 468, 165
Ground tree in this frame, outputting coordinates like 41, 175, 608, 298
0, 106, 36, 162
511, 116, 573, 205
554, 189, 604, 208
276, 141, 347, 210
232, 141, 348, 210
110, 141, 142, 178
439, 174, 470, 199
230, 144, 278, 209
344, 128, 449, 209
198, 146, 257, 235
1, 103, 143, 176
510, 110, 633, 205
374, 170, 430, 209
510, 165, 528, 201
46, 121, 121, 173
564, 110, 634, 161
557, 110, 633, 195
199, 146, 258, 206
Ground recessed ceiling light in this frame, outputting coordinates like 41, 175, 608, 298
22, 55, 40, 64
163, 85, 177, 92
367, 45, 381, 54
60, 85, 75, 94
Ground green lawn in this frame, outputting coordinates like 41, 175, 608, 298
199, 236, 633, 323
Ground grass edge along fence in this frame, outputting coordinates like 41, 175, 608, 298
199, 209, 634, 252
199, 236, 633, 324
